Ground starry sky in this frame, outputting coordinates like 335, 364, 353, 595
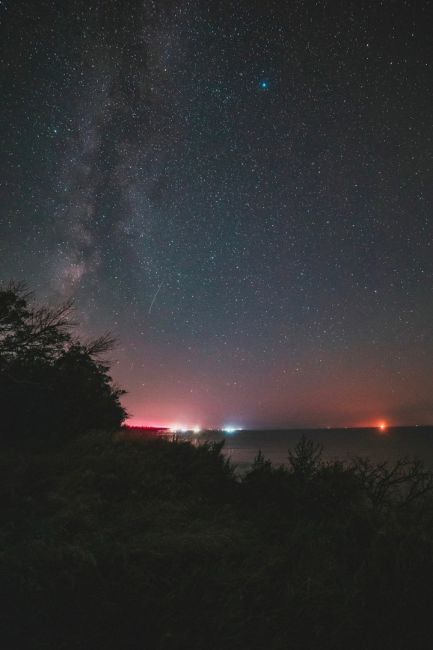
2, 0, 433, 429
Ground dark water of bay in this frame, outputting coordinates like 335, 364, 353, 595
178, 427, 433, 471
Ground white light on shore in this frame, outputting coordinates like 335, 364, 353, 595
170, 424, 186, 433
223, 426, 237, 434
170, 424, 201, 434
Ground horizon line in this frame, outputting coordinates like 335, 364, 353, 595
125, 423, 433, 431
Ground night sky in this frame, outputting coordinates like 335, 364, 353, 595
2, 0, 433, 429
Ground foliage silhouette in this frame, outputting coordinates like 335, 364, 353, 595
0, 282, 126, 438
287, 434, 323, 477
3, 433, 433, 650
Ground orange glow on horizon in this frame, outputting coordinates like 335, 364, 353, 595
378, 420, 387, 432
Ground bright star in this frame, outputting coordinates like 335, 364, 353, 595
259, 80, 269, 90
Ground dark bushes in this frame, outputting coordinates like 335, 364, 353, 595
2, 433, 433, 649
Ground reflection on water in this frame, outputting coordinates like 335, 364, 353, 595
169, 427, 433, 470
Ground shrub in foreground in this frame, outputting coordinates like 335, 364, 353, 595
1, 434, 433, 649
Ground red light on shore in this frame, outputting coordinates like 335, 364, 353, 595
378, 421, 387, 432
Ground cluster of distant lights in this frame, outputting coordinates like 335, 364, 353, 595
168, 421, 389, 434
169, 425, 240, 434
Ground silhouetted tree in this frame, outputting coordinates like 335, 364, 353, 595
288, 434, 323, 477
0, 282, 126, 438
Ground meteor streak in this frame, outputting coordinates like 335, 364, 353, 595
148, 281, 163, 315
